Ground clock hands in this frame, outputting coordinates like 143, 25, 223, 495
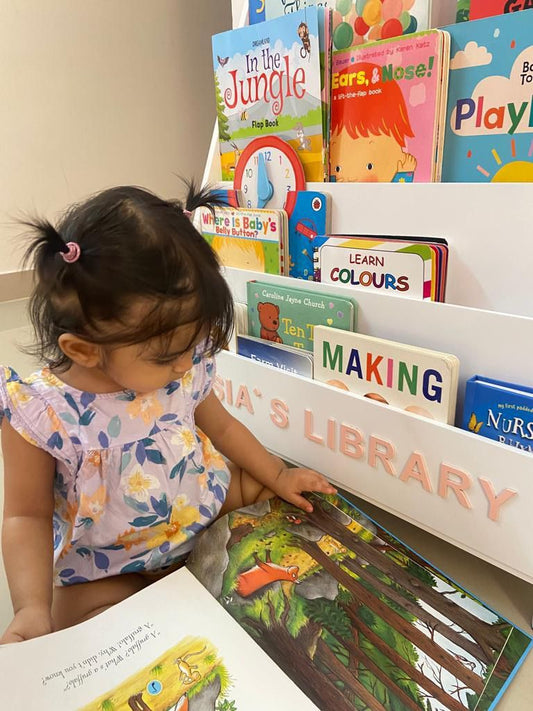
257, 152, 274, 208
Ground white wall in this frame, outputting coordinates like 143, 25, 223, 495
0, 0, 231, 274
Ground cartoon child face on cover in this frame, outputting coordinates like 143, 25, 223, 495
330, 62, 417, 183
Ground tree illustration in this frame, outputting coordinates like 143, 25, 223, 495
214, 74, 231, 143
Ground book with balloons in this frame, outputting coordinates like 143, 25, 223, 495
330, 28, 451, 182
260, 0, 457, 49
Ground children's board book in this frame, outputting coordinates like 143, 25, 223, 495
330, 29, 451, 183
246, 279, 356, 351
200, 206, 287, 274
262, 0, 457, 49
462, 374, 533, 453
442, 9, 533, 182
456, 0, 471, 22
313, 325, 459, 423
312, 234, 449, 301
212, 8, 327, 183
470, 0, 533, 21
248, 0, 265, 24
237, 333, 314, 376
5, 494, 530, 710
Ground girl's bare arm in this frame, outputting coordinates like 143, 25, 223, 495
1, 419, 55, 643
195, 391, 335, 511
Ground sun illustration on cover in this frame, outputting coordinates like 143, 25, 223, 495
471, 137, 533, 181
468, 412, 484, 434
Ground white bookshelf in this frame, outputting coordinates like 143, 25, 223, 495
206, 3, 533, 586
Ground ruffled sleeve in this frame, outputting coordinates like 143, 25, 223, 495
0, 366, 77, 469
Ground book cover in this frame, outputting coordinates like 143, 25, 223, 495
212, 8, 326, 183
189, 494, 532, 711
313, 325, 459, 423
287, 189, 331, 280
313, 234, 449, 301
200, 206, 287, 274
456, 0, 471, 22
462, 374, 533, 453
247, 280, 356, 351
264, 0, 457, 49
442, 10, 533, 182
1, 495, 530, 709
330, 29, 449, 183
249, 0, 266, 24
237, 334, 314, 376
470, 0, 533, 21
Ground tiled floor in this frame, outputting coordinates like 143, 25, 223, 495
0, 299, 532, 708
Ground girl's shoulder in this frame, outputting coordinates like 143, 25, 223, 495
0, 365, 78, 465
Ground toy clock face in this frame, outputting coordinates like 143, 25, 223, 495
233, 136, 306, 217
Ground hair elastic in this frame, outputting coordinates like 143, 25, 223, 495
60, 242, 81, 263
183, 209, 192, 219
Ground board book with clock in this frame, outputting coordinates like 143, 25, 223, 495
312, 234, 448, 302
212, 7, 328, 184
247, 280, 356, 352
313, 326, 460, 424
441, 9, 533, 183
2, 494, 530, 710
200, 205, 288, 274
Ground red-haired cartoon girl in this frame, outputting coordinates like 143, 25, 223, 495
330, 62, 417, 183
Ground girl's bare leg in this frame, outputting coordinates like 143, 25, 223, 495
218, 460, 279, 517
52, 573, 148, 631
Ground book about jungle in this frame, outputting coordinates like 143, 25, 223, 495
212, 8, 328, 183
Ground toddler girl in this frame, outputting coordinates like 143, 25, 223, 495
0, 183, 335, 644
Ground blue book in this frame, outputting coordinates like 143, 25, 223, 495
442, 10, 533, 182
462, 375, 533, 453
248, 0, 265, 24
237, 334, 313, 377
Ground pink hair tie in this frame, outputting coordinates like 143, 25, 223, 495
60, 242, 81, 263
183, 209, 192, 219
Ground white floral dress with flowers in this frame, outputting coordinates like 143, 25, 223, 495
0, 349, 230, 585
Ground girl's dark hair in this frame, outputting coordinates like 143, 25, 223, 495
22, 181, 234, 369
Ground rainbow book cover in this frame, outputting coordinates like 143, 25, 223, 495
264, 0, 456, 49
247, 280, 356, 351
462, 375, 533, 453
313, 325, 459, 423
330, 29, 449, 183
212, 8, 326, 183
442, 9, 533, 182
313, 234, 448, 301
200, 206, 287, 274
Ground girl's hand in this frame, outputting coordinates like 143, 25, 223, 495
0, 604, 54, 644
273, 467, 336, 512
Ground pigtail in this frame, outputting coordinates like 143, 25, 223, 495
21, 217, 80, 277
177, 177, 229, 218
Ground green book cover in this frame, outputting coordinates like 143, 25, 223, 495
247, 280, 356, 351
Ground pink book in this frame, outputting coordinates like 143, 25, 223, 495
330, 29, 450, 183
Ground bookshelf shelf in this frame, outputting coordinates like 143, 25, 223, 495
205, 2, 533, 585
206, 186, 533, 584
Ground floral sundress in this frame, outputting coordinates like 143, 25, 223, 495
0, 350, 230, 585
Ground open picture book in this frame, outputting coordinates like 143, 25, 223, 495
2, 493, 531, 710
